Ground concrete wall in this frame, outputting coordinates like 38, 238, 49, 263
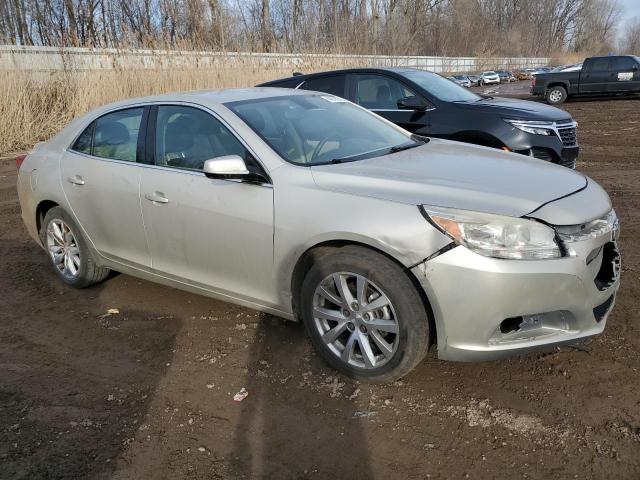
0, 45, 550, 73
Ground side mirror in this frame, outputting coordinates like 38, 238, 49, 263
203, 155, 249, 179
632, 65, 639, 71
397, 96, 429, 111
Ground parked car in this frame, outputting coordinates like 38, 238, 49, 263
17, 88, 620, 382
258, 67, 580, 167
495, 70, 516, 82
532, 67, 554, 75
451, 75, 472, 87
479, 71, 500, 85
532, 55, 640, 104
467, 74, 481, 86
552, 63, 582, 73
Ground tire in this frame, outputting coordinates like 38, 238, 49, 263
40, 206, 110, 288
300, 246, 431, 383
546, 85, 567, 105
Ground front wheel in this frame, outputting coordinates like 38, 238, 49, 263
40, 206, 110, 288
300, 246, 431, 383
546, 86, 567, 104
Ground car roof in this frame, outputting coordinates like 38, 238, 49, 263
258, 67, 430, 85
87, 87, 315, 112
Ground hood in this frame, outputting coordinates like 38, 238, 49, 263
455, 96, 572, 122
310, 138, 587, 219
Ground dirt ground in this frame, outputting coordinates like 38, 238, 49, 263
1, 91, 639, 480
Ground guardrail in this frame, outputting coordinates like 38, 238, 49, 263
0, 45, 550, 73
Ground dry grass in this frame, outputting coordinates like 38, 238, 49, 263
0, 58, 355, 154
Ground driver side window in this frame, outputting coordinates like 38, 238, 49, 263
154, 105, 249, 171
354, 75, 418, 110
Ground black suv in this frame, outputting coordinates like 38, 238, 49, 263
258, 68, 579, 168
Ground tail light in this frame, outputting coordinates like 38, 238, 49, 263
15, 154, 27, 171
531, 77, 536, 87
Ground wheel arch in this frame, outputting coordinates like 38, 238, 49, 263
546, 81, 569, 92
450, 130, 505, 149
35, 200, 60, 237
289, 240, 437, 346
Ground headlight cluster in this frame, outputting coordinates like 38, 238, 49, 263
556, 209, 619, 243
504, 118, 554, 136
422, 206, 561, 260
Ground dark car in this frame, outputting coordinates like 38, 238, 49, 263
258, 67, 579, 168
532, 55, 640, 104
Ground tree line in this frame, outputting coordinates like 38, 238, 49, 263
1, 0, 636, 57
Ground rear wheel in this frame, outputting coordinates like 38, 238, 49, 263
41, 207, 110, 288
300, 246, 430, 383
546, 86, 567, 104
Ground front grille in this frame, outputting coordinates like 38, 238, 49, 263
594, 241, 621, 291
558, 126, 577, 147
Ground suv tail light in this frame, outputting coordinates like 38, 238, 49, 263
15, 154, 27, 171
531, 77, 536, 87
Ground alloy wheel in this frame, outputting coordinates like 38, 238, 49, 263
46, 219, 81, 279
312, 272, 399, 369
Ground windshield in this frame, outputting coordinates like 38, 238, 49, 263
402, 70, 481, 102
226, 95, 418, 165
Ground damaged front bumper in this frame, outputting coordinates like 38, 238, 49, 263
411, 234, 620, 362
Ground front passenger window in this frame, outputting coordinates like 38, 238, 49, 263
155, 105, 249, 171
354, 75, 419, 110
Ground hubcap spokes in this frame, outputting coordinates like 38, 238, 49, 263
46, 219, 81, 278
313, 272, 399, 369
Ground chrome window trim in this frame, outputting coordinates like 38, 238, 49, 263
65, 100, 273, 187
372, 107, 436, 112
63, 150, 273, 188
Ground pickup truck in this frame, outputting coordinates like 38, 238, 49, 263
531, 55, 640, 104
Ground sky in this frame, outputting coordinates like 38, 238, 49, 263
619, 0, 640, 21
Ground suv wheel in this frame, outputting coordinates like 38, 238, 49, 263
41, 206, 110, 288
546, 86, 567, 104
300, 246, 430, 383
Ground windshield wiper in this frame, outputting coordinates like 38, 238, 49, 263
389, 140, 424, 154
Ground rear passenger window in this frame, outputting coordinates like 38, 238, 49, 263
586, 58, 610, 72
92, 108, 144, 162
301, 75, 346, 97
71, 122, 94, 154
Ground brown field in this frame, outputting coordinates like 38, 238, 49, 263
0, 93, 639, 479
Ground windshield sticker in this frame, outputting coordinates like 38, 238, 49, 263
617, 72, 633, 81
321, 95, 348, 102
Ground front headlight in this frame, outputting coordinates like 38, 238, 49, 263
422, 206, 561, 260
504, 119, 554, 136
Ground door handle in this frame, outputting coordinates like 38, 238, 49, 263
144, 192, 169, 204
67, 175, 85, 186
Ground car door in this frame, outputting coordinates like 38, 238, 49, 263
60, 106, 151, 268
348, 73, 433, 134
609, 56, 640, 92
580, 58, 611, 93
139, 104, 275, 305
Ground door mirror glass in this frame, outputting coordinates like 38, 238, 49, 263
397, 96, 428, 111
203, 155, 249, 179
